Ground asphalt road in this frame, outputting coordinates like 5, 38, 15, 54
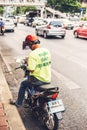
0, 24, 87, 130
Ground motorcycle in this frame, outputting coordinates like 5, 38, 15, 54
0, 20, 5, 35
15, 58, 65, 130
0, 26, 5, 35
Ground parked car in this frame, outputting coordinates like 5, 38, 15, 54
4, 18, 15, 32
73, 23, 87, 39
35, 19, 66, 38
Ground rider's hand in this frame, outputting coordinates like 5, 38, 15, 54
24, 57, 28, 65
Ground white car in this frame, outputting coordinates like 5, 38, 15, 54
4, 18, 15, 32
61, 19, 74, 30
35, 19, 66, 38
0, 16, 5, 21
17, 15, 26, 24
32, 18, 45, 27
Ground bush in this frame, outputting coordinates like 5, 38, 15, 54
81, 17, 87, 21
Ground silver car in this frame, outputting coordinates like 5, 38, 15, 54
35, 19, 66, 39
4, 18, 15, 32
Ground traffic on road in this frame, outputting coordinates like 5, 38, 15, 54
0, 22, 87, 130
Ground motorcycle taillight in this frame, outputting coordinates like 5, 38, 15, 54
2, 26, 5, 30
51, 93, 58, 99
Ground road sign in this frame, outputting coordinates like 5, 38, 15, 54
80, 8, 86, 11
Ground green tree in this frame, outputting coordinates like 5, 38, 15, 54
47, 0, 57, 7
47, 0, 81, 13
13, 6, 37, 15
0, 6, 4, 15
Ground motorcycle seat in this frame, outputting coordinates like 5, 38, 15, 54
35, 84, 59, 92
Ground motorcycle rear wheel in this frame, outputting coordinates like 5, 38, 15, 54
2, 32, 4, 35
44, 113, 59, 130
1, 31, 4, 35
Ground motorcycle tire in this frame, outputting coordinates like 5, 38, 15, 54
1, 30, 4, 35
2, 32, 4, 35
44, 113, 59, 130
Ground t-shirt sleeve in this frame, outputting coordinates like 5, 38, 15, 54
27, 54, 37, 70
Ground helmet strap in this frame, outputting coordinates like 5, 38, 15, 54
28, 44, 32, 50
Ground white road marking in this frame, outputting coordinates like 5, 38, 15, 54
52, 68, 80, 90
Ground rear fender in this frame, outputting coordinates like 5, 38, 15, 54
55, 112, 63, 120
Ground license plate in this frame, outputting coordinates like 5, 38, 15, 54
48, 99, 65, 113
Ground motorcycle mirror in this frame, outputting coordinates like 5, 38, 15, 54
15, 56, 23, 63
15, 56, 26, 63
16, 58, 21, 63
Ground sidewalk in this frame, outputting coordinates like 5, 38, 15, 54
0, 102, 8, 130
0, 65, 26, 130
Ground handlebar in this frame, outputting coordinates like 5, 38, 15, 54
15, 63, 29, 78
15, 66, 22, 70
15, 64, 27, 70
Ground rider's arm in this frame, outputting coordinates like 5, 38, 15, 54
24, 57, 28, 65
27, 54, 37, 73
25, 57, 35, 73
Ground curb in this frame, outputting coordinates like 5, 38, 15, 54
0, 54, 26, 130
0, 102, 9, 130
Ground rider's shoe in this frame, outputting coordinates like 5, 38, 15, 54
9, 99, 21, 107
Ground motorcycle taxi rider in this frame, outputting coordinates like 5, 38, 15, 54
10, 34, 51, 107
0, 18, 5, 33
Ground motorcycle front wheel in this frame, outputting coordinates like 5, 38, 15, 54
44, 113, 59, 130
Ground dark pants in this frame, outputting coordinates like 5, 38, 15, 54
16, 76, 48, 106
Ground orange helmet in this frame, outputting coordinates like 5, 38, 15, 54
25, 34, 40, 45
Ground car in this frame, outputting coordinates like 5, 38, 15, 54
4, 18, 15, 32
0, 16, 5, 21
74, 21, 87, 28
32, 18, 45, 27
68, 16, 80, 23
73, 23, 87, 39
61, 19, 74, 30
25, 17, 35, 26
35, 19, 66, 38
6, 15, 17, 26
17, 15, 26, 24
